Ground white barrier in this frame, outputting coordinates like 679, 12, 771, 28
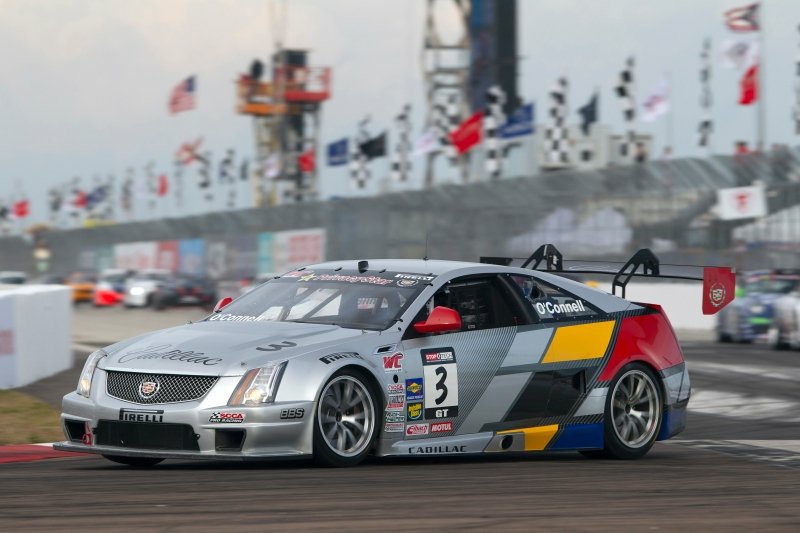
0, 285, 72, 389
595, 282, 717, 331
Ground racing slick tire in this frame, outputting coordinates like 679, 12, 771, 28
102, 455, 164, 467
313, 370, 380, 467
583, 363, 663, 460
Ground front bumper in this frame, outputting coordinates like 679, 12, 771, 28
59, 373, 316, 460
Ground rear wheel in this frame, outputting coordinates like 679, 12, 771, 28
313, 370, 378, 467
586, 363, 663, 460
102, 455, 164, 467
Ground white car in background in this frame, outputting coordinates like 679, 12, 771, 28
0, 271, 27, 285
123, 269, 172, 308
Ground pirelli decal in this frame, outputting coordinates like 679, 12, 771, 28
497, 424, 560, 451
541, 321, 615, 363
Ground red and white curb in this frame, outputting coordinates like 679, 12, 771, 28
0, 443, 89, 464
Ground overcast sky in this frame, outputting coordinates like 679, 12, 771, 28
2, 0, 800, 224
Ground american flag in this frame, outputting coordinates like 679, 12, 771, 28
169, 76, 196, 114
724, 3, 760, 33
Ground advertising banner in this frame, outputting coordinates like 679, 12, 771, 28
272, 228, 326, 273
155, 241, 180, 271
0, 296, 15, 389
178, 239, 206, 276
114, 242, 157, 270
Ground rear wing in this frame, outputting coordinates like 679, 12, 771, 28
481, 244, 736, 315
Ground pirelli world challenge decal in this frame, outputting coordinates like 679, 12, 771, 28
421, 347, 458, 419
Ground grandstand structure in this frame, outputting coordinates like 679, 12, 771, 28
3, 150, 800, 276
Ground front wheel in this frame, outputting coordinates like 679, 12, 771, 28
313, 370, 379, 467
589, 363, 663, 460
102, 455, 164, 467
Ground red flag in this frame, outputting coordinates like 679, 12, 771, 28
738, 63, 758, 105
12, 200, 29, 218
298, 148, 316, 173
703, 267, 736, 315
157, 174, 169, 197
450, 112, 483, 154
74, 190, 87, 209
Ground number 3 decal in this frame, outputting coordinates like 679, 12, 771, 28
434, 366, 448, 405
421, 348, 459, 419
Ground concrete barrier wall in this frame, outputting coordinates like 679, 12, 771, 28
0, 285, 72, 389
595, 281, 717, 331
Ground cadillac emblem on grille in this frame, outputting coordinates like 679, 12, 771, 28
138, 379, 160, 400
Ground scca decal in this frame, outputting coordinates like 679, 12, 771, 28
209, 412, 245, 424
409, 445, 466, 454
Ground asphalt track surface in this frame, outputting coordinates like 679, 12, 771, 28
1, 308, 799, 531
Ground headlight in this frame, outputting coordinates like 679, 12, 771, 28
130, 287, 145, 296
228, 362, 287, 406
750, 304, 765, 314
77, 350, 107, 398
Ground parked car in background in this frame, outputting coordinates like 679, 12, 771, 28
32, 274, 67, 285
67, 272, 98, 304
153, 274, 217, 310
0, 271, 28, 284
717, 269, 800, 343
93, 269, 133, 307
123, 269, 172, 308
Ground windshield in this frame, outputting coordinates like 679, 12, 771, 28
208, 269, 433, 330
746, 277, 799, 295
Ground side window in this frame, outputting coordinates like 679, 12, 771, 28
508, 274, 597, 322
408, 276, 526, 337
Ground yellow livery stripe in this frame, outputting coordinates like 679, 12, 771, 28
541, 320, 615, 363
497, 424, 560, 451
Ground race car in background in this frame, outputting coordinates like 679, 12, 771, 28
716, 269, 800, 343
770, 277, 800, 349
153, 274, 217, 310
123, 269, 172, 308
93, 269, 134, 307
55, 245, 734, 467
67, 271, 98, 304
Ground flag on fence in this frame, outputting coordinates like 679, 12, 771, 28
13, 199, 29, 219
298, 148, 316, 173
577, 93, 598, 136
450, 112, 483, 154
359, 132, 387, 160
326, 138, 349, 166
724, 3, 760, 33
157, 174, 169, 197
720, 39, 759, 70
169, 76, 196, 114
412, 129, 439, 158
739, 63, 758, 105
264, 154, 281, 179
641, 76, 670, 122
499, 103, 534, 139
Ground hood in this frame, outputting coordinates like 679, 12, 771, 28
101, 320, 370, 376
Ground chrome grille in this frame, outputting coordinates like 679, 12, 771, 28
105, 371, 218, 404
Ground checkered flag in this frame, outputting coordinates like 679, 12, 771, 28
699, 39, 713, 147
432, 95, 459, 165
483, 86, 506, 178
350, 117, 370, 189
544, 77, 570, 165
390, 104, 412, 181
795, 25, 800, 135
615, 57, 636, 158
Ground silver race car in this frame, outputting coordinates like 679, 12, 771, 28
55, 247, 734, 467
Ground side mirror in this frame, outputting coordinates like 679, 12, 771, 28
213, 296, 233, 313
413, 306, 461, 334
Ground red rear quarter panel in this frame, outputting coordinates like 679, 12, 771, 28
598, 306, 684, 382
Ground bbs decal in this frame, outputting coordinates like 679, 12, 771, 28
421, 348, 458, 419
279, 408, 304, 420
